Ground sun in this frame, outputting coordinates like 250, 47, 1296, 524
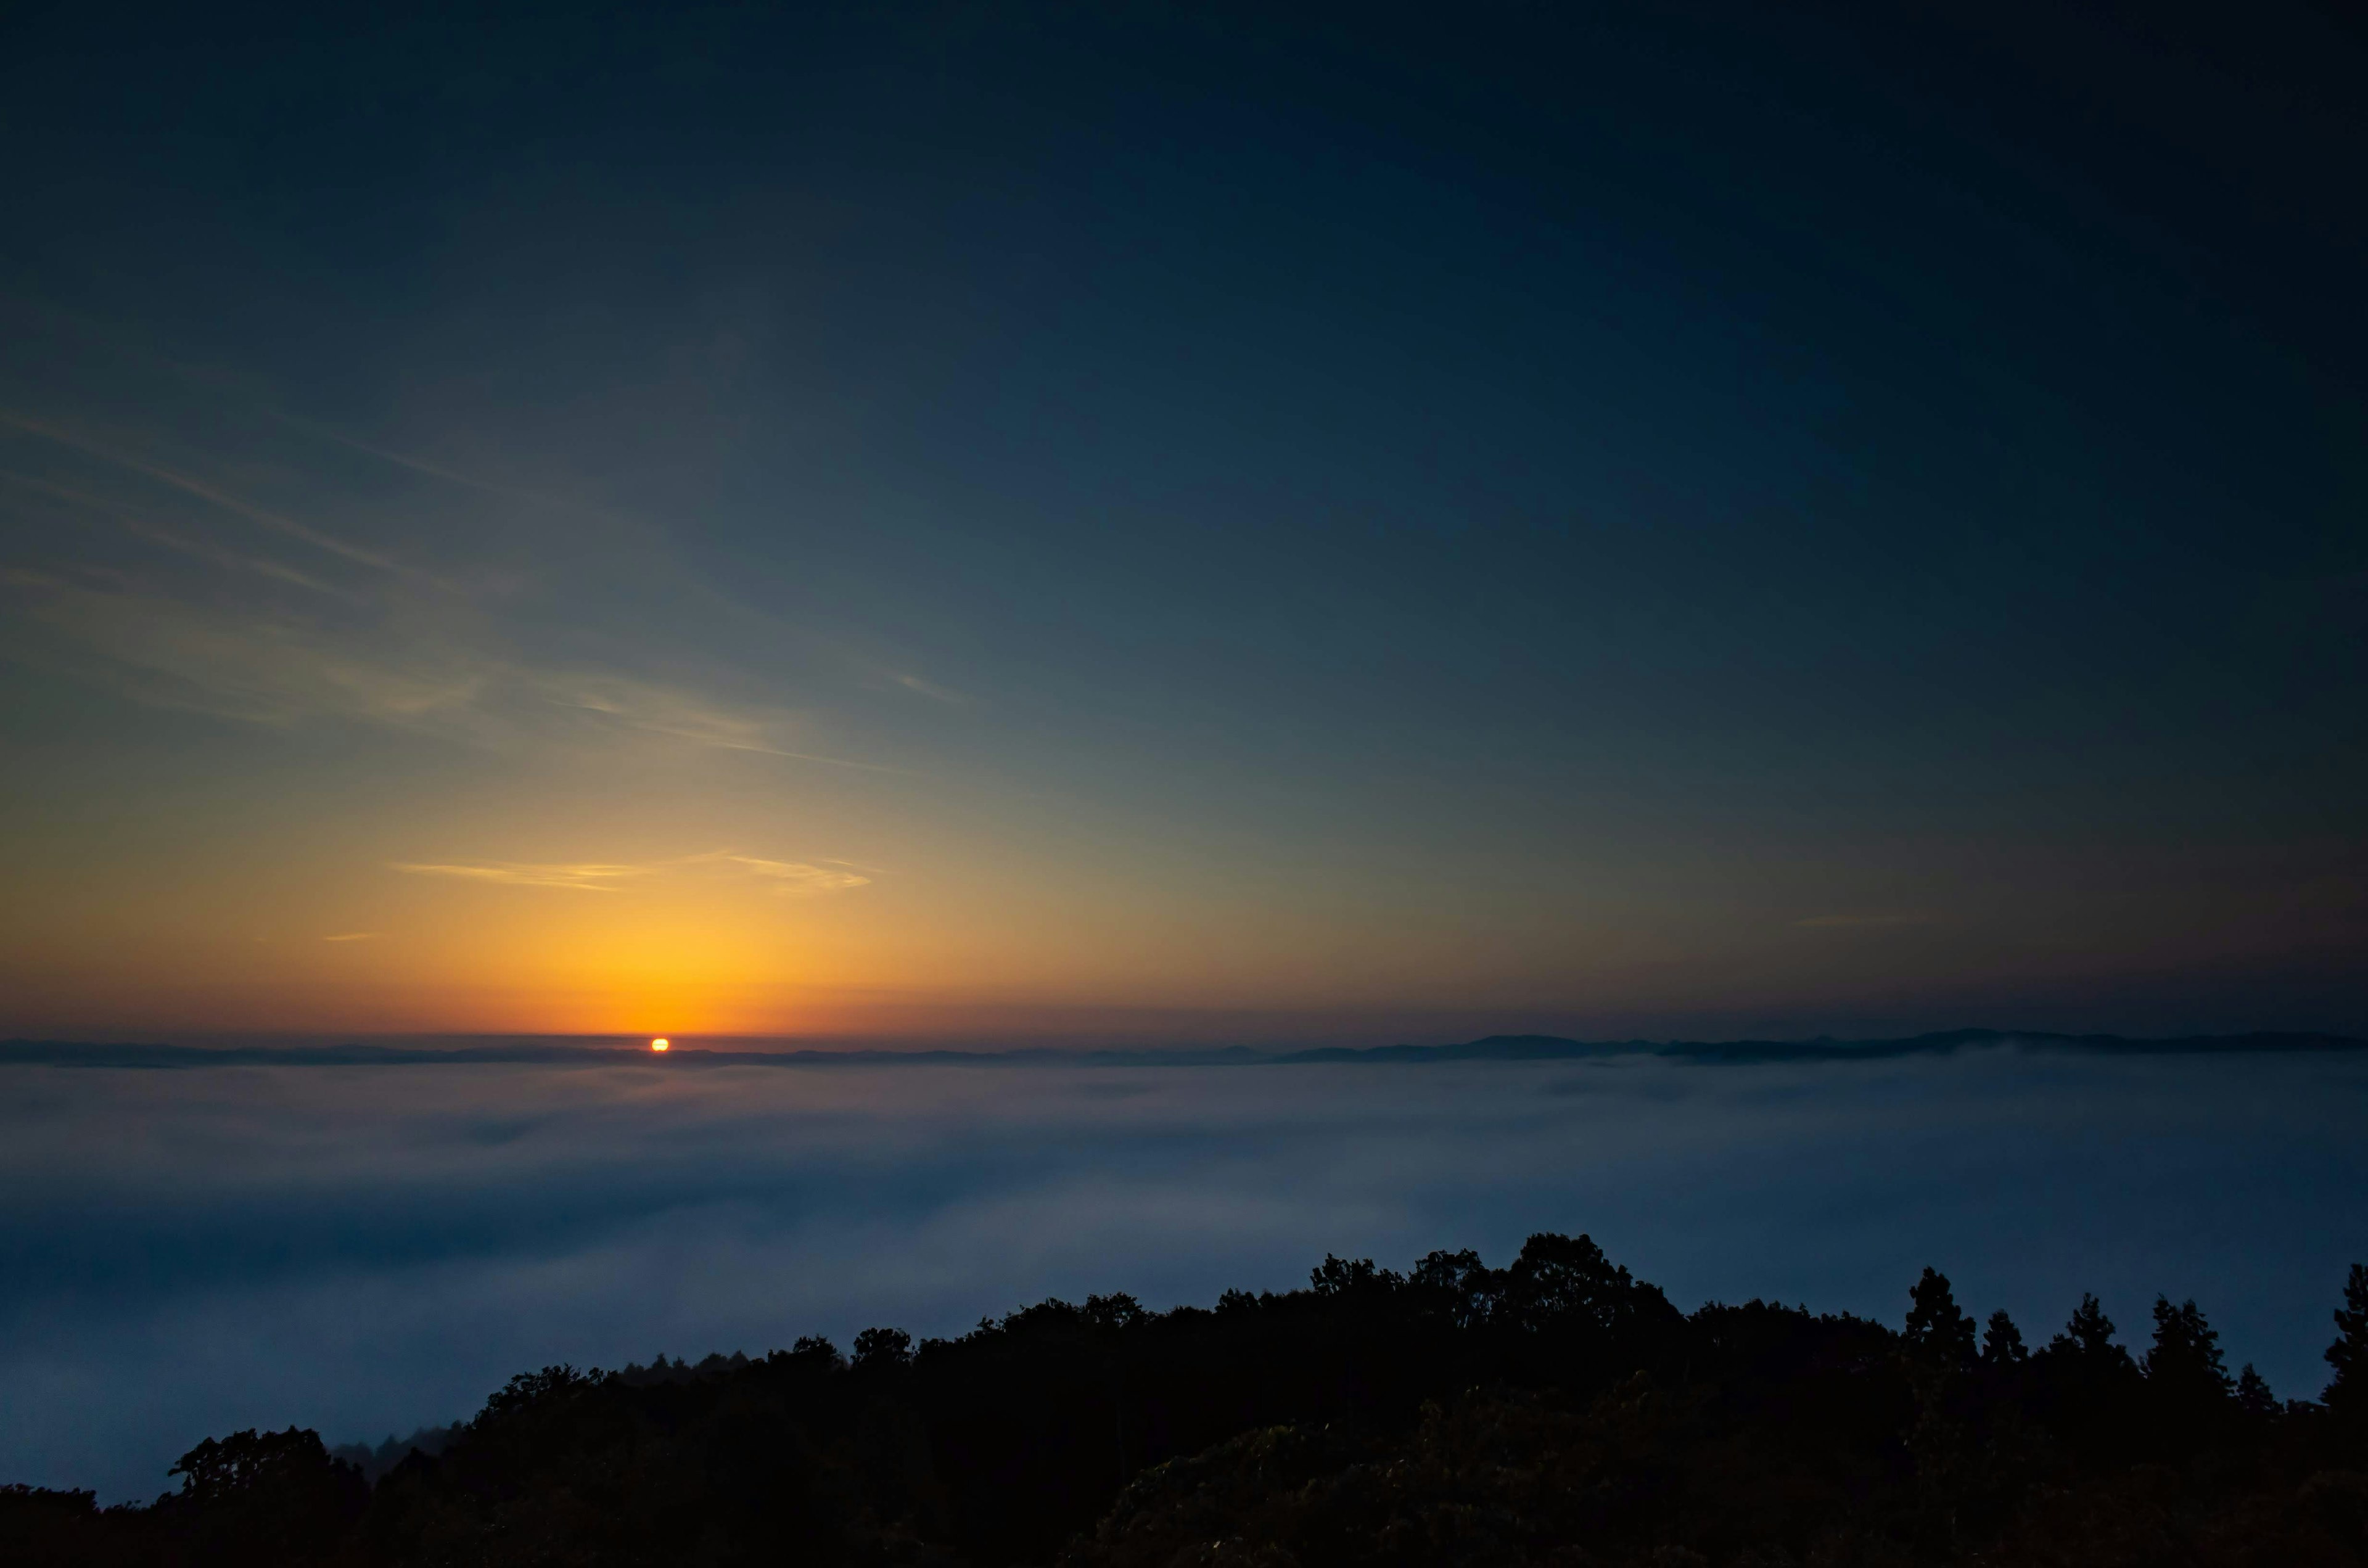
650, 1038, 670, 1053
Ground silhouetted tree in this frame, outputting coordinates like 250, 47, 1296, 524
2235, 1363, 2278, 1419
1309, 1255, 1400, 1296
1903, 1268, 1978, 1371
1981, 1309, 2028, 1367
0, 1485, 155, 1568
1500, 1231, 1678, 1338
164, 1427, 363, 1567
1408, 1246, 1497, 1328
1895, 1268, 1982, 1543
2145, 1297, 2232, 1399
2053, 1293, 2123, 1361
791, 1333, 845, 1366
2327, 1262, 2368, 1422
2023, 1294, 2142, 1460
852, 1326, 915, 1369
12, 1240, 2368, 1568
2136, 1295, 2235, 1461
1083, 1292, 1147, 1329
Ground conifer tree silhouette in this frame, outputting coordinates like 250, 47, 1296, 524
2327, 1263, 2368, 1419
1980, 1309, 2028, 1366
2144, 1297, 2231, 1399
1902, 1268, 1977, 1370
2052, 1293, 2131, 1368
2235, 1364, 2277, 1418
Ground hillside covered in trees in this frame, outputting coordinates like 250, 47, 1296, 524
7, 1236, 2367, 1567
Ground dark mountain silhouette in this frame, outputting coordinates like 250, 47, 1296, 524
7, 1236, 2365, 1566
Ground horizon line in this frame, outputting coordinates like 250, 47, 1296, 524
4, 1027, 2363, 1071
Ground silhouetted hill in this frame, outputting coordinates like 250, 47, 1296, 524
8, 1239, 2366, 1566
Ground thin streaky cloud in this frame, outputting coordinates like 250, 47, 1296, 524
394, 853, 873, 897
0, 467, 350, 597
321, 932, 381, 942
5, 385, 908, 776
893, 673, 966, 704
524, 673, 906, 773
710, 742, 918, 774
1, 572, 490, 728
717, 856, 871, 895
2, 572, 889, 770
390, 862, 654, 892
0, 410, 446, 587
680, 850, 874, 895
272, 412, 595, 514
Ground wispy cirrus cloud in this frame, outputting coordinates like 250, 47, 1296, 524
0, 469, 351, 598
0, 409, 445, 586
0, 567, 899, 771
391, 862, 655, 893
892, 673, 964, 704
526, 672, 908, 773
322, 932, 382, 942
0, 401, 904, 774
390, 853, 876, 897
696, 854, 873, 895
0, 569, 490, 729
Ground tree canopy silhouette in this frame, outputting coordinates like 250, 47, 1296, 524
6, 1238, 2364, 1567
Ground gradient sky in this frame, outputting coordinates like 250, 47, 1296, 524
2, 2, 2362, 1041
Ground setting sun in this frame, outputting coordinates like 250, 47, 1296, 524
649, 1038, 669, 1053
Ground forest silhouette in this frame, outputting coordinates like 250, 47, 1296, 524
7, 1237, 2366, 1566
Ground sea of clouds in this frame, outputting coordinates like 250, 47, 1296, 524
4, 1045, 2364, 1500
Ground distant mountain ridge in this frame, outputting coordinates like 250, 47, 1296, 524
2, 1028, 2361, 1069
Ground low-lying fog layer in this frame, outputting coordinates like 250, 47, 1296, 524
4, 1046, 2364, 1500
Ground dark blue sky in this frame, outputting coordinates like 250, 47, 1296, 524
1, 1, 2362, 1038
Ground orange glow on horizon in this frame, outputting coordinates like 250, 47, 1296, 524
650, 1038, 670, 1052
